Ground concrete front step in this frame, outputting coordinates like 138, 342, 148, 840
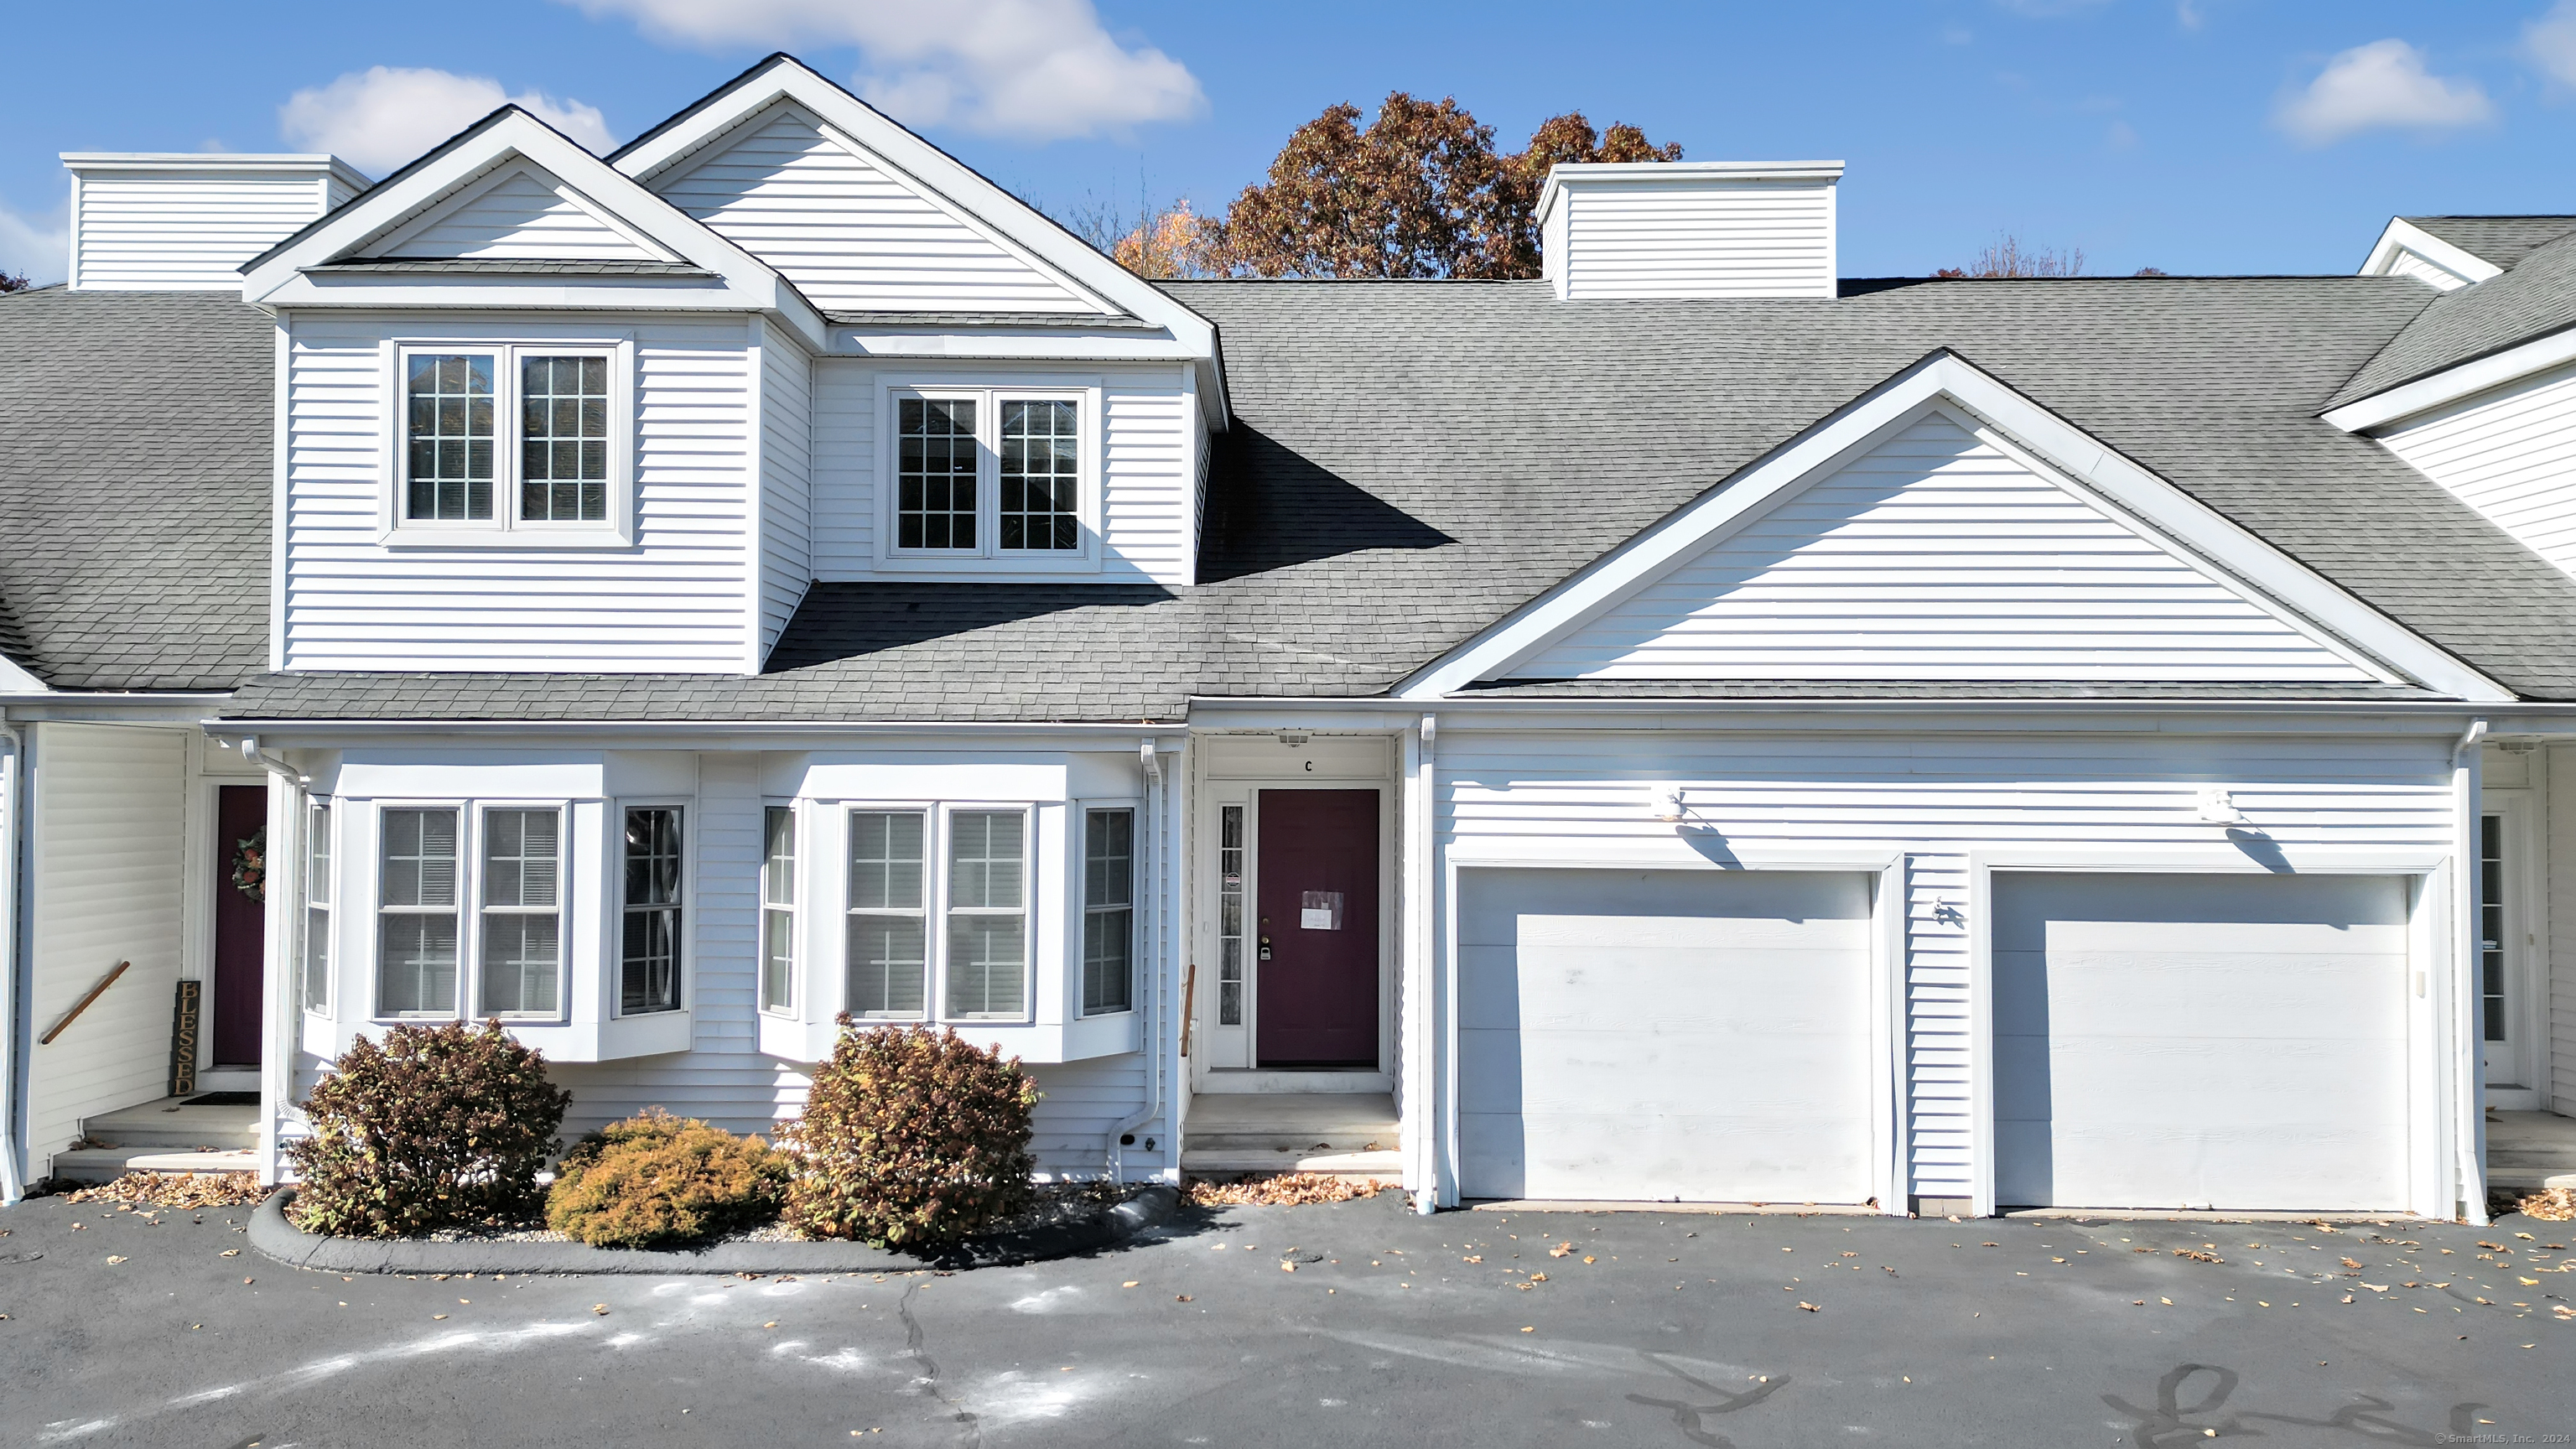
54, 1146, 259, 1183
80, 1098, 260, 1152
1179, 1149, 1403, 1178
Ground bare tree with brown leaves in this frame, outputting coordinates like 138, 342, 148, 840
1196, 94, 1681, 280
1935, 235, 2087, 278
0, 271, 32, 293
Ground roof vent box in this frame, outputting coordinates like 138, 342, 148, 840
1537, 160, 1844, 302
60, 153, 367, 292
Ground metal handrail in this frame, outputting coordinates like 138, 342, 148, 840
38, 960, 129, 1045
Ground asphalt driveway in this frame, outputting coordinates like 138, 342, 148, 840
4, 1189, 2570, 1447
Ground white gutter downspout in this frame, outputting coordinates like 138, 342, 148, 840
2452, 718, 2490, 1225
1110, 740, 1166, 1182
0, 719, 24, 1204
239, 737, 306, 1185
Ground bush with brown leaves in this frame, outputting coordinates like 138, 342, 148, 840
1184, 1173, 1395, 1207
2519, 1187, 2576, 1222
782, 1020, 1038, 1249
285, 1020, 570, 1239
65, 1171, 266, 1208
545, 1109, 789, 1249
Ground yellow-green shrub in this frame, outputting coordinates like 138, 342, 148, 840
545, 1109, 790, 1249
782, 1020, 1038, 1249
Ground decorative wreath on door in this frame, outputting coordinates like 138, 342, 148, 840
231, 827, 266, 902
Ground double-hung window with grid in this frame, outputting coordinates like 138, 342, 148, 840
377, 808, 460, 1015
480, 809, 562, 1017
889, 387, 1088, 559
1083, 808, 1134, 1015
302, 802, 332, 1014
946, 811, 1028, 1018
847, 811, 927, 1016
622, 807, 683, 1015
761, 806, 797, 1015
399, 344, 621, 532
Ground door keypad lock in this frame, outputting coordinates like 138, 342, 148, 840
1259, 918, 1272, 962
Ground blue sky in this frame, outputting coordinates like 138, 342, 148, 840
8, 1, 2576, 284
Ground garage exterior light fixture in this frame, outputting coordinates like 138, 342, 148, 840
2196, 787, 2247, 824
1651, 784, 1687, 821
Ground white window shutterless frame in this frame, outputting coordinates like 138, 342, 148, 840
876, 382, 1102, 573
379, 337, 636, 548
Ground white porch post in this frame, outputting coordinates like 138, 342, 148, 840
2454, 719, 2490, 1223
1403, 713, 1441, 1213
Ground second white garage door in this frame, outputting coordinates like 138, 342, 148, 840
1456, 868, 1877, 1203
1992, 872, 2411, 1213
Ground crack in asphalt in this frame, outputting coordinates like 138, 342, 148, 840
899, 1278, 982, 1448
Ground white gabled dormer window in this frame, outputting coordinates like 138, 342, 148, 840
385, 338, 636, 547
882, 382, 1099, 570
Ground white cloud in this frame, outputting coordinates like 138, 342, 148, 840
563, 0, 1206, 141
278, 66, 615, 175
2274, 39, 2495, 146
2528, 0, 2576, 86
0, 196, 69, 286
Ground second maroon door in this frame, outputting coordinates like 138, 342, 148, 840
1255, 788, 1379, 1067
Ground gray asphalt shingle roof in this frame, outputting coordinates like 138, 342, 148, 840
220, 274, 2576, 719
2403, 216, 2576, 269
0, 286, 273, 690
2332, 228, 2576, 408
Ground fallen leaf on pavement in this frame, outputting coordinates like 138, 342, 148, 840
1797, 1301, 1820, 1312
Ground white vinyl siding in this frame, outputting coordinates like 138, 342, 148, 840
1550, 176, 1836, 300
69, 167, 345, 291
281, 315, 757, 672
382, 169, 657, 262
654, 106, 1104, 314
757, 324, 814, 657
2378, 359, 2576, 581
1435, 728, 2455, 1204
807, 362, 1197, 585
1511, 413, 2373, 683
23, 724, 188, 1177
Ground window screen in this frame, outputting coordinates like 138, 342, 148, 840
946, 811, 1026, 1017
302, 802, 332, 1013
847, 811, 927, 1015
377, 808, 460, 1015
480, 808, 562, 1016
1083, 808, 1134, 1014
761, 806, 796, 1015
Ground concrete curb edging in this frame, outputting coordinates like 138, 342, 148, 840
250, 1185, 1181, 1275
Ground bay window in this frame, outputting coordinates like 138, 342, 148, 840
946, 811, 1029, 1018
1083, 808, 1134, 1015
761, 805, 797, 1016
377, 808, 460, 1015
480, 808, 562, 1017
847, 810, 927, 1016
621, 807, 683, 1015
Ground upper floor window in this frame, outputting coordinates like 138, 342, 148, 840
886, 385, 1093, 564
393, 340, 631, 543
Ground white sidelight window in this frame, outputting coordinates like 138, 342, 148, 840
377, 808, 460, 1015
302, 801, 332, 1014
393, 340, 630, 538
621, 807, 683, 1015
761, 805, 797, 1015
480, 808, 563, 1017
884, 386, 1093, 564
1217, 803, 1245, 1026
847, 810, 927, 1016
1083, 808, 1134, 1015
946, 810, 1028, 1018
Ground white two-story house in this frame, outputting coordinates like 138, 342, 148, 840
6, 54, 2576, 1221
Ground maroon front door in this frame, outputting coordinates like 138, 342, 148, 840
1255, 789, 1379, 1067
211, 784, 267, 1067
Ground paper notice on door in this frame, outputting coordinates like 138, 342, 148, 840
1300, 891, 1343, 930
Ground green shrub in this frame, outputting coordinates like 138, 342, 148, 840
545, 1109, 790, 1249
285, 1020, 571, 1239
783, 1019, 1040, 1249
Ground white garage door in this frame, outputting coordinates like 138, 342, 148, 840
1456, 868, 1876, 1203
1992, 872, 2410, 1213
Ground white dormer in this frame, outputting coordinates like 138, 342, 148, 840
1538, 160, 1844, 301
2358, 217, 2503, 293
61, 153, 367, 290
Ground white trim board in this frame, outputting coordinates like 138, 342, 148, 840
2324, 325, 2576, 434
2359, 218, 2503, 293
1398, 351, 2511, 703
